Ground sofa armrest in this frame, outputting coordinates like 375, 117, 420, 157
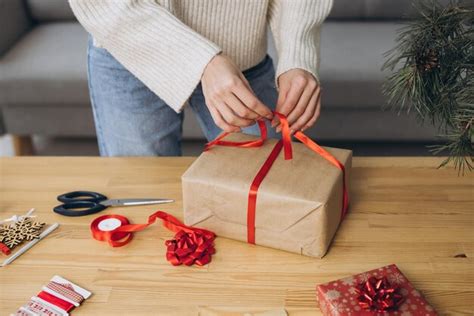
0, 0, 32, 56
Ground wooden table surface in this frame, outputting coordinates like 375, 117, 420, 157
0, 157, 473, 315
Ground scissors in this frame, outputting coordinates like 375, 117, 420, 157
53, 190, 174, 217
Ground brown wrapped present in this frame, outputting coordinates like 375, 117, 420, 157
182, 123, 351, 258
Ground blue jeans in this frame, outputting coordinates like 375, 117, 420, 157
87, 39, 279, 156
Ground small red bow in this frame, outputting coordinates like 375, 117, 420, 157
166, 229, 216, 266
356, 277, 404, 312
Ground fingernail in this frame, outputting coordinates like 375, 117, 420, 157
290, 129, 295, 134
276, 127, 281, 133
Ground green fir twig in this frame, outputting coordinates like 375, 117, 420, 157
382, 0, 473, 174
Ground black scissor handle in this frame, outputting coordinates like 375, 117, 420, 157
57, 191, 107, 203
53, 201, 107, 217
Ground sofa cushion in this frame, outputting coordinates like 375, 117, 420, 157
318, 21, 398, 109
329, 0, 414, 20
328, 0, 453, 20
26, 0, 75, 22
0, 22, 89, 107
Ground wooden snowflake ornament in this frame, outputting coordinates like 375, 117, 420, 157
0, 218, 45, 249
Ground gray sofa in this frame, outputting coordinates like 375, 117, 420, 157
0, 0, 438, 155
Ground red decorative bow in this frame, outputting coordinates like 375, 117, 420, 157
166, 229, 216, 266
356, 277, 405, 312
205, 111, 349, 245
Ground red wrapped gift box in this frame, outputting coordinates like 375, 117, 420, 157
317, 264, 437, 316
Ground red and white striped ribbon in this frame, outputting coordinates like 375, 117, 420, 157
46, 281, 84, 304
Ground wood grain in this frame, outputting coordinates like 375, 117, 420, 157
0, 157, 473, 315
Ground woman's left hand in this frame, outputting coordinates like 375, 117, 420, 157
272, 69, 321, 133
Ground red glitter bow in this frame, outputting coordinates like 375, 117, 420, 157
356, 277, 405, 312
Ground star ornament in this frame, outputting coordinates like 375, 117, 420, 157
0, 218, 45, 249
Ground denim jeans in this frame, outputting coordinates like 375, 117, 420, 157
87, 38, 279, 156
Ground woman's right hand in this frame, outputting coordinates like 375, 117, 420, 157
201, 54, 273, 132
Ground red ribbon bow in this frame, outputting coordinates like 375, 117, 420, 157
205, 111, 349, 244
90, 211, 216, 266
356, 277, 405, 312
166, 229, 216, 266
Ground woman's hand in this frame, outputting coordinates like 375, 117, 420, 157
202, 54, 273, 132
273, 69, 321, 133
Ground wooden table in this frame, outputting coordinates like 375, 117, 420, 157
0, 157, 473, 315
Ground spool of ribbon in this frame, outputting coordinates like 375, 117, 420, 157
205, 111, 349, 244
90, 214, 133, 247
355, 276, 404, 312
90, 211, 216, 266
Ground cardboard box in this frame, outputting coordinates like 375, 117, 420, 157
182, 133, 351, 257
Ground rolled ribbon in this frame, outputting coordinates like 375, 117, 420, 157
37, 291, 74, 312
90, 211, 216, 266
205, 111, 349, 244
46, 281, 84, 305
356, 276, 405, 312
90, 214, 133, 247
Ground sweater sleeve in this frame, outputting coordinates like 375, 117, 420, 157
268, 0, 333, 85
69, 0, 221, 113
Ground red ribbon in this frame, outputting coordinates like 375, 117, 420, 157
37, 291, 74, 312
356, 277, 405, 312
205, 111, 349, 244
90, 211, 216, 266
0, 242, 10, 255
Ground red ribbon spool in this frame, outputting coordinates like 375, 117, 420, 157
90, 214, 133, 247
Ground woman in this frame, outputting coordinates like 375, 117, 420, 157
69, 0, 332, 156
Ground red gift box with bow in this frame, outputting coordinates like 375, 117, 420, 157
317, 264, 437, 316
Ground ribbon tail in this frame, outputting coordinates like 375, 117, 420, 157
294, 131, 349, 219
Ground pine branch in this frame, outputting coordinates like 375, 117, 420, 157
382, 0, 473, 174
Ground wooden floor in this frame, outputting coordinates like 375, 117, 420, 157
0, 157, 473, 315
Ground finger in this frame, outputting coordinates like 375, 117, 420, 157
208, 103, 240, 133
273, 80, 291, 127
225, 92, 260, 120
239, 73, 253, 91
279, 78, 306, 116
275, 82, 306, 132
292, 89, 321, 132
301, 90, 322, 132
286, 83, 318, 126
215, 102, 254, 127
232, 82, 273, 120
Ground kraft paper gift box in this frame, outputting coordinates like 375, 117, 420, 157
182, 133, 351, 258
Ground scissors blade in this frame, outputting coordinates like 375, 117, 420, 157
102, 198, 174, 206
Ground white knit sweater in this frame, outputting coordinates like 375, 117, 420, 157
69, 0, 333, 112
